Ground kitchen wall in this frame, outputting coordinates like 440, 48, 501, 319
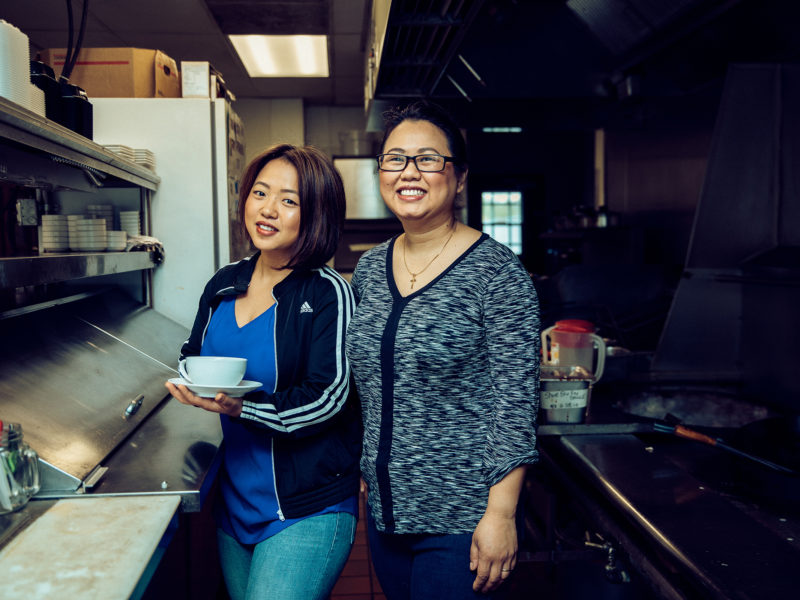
305, 105, 378, 158
606, 127, 713, 270
234, 98, 304, 164
232, 101, 378, 162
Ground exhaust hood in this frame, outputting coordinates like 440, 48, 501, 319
652, 64, 800, 412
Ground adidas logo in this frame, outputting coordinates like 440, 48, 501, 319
300, 301, 313, 314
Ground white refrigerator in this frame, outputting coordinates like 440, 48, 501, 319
92, 98, 247, 329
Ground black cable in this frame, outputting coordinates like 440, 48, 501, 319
61, 0, 75, 81
66, 0, 90, 81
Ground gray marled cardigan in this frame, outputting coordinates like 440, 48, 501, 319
346, 233, 540, 535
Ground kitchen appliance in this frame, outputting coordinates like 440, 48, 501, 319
29, 61, 62, 123
59, 82, 92, 139
541, 319, 606, 382
90, 98, 246, 329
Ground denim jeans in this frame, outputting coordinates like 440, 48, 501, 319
217, 511, 357, 600
367, 517, 509, 600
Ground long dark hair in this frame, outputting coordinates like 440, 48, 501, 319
238, 144, 345, 270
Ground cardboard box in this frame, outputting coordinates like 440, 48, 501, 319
39, 48, 181, 98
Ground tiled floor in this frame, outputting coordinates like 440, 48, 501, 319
329, 493, 385, 600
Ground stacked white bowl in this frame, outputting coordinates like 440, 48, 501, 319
87, 204, 115, 231
119, 211, 141, 237
133, 149, 156, 171
106, 230, 127, 251
40, 215, 69, 252
70, 218, 107, 252
67, 215, 85, 250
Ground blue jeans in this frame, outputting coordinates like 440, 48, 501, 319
367, 518, 509, 600
217, 512, 357, 600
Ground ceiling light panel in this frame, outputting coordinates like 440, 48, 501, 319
229, 34, 329, 77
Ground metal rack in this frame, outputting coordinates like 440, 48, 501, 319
0, 96, 160, 297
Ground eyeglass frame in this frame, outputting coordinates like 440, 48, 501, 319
376, 153, 457, 173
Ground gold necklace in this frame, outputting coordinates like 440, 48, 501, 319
402, 224, 456, 289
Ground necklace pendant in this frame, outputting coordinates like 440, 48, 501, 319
409, 274, 416, 289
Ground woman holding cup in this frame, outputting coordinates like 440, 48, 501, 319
346, 101, 540, 598
165, 144, 360, 600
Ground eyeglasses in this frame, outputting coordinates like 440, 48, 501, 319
376, 153, 455, 172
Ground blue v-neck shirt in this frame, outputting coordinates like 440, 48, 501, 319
202, 296, 356, 544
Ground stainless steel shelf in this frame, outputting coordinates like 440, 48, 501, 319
0, 251, 156, 289
0, 96, 159, 190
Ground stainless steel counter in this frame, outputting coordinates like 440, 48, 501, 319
84, 395, 223, 513
538, 431, 800, 599
0, 289, 221, 501
1, 288, 223, 557
1, 395, 222, 539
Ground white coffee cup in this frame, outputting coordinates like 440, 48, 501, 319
178, 356, 247, 386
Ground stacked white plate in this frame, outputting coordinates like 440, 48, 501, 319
87, 204, 114, 231
70, 218, 107, 252
119, 211, 141, 237
0, 20, 31, 109
133, 149, 156, 171
106, 230, 127, 251
29, 83, 46, 117
40, 214, 68, 252
103, 144, 136, 162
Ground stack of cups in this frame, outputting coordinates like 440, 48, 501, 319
106, 230, 127, 251
71, 218, 106, 252
86, 204, 114, 231
40, 215, 68, 252
119, 211, 141, 237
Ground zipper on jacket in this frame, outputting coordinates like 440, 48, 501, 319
271, 293, 285, 521
271, 437, 285, 521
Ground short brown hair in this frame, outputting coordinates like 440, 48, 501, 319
238, 144, 345, 271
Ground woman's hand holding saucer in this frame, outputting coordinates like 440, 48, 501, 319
165, 380, 243, 417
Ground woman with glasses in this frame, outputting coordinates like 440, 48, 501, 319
346, 101, 541, 599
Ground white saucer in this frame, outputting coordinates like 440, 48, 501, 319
168, 378, 262, 398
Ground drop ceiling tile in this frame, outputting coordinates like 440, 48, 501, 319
332, 0, 368, 34
2, 0, 71, 30
333, 75, 366, 105
206, 0, 328, 35
331, 33, 364, 77
91, 0, 220, 34
25, 26, 128, 54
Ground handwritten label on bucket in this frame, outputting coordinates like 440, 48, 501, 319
541, 388, 588, 409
